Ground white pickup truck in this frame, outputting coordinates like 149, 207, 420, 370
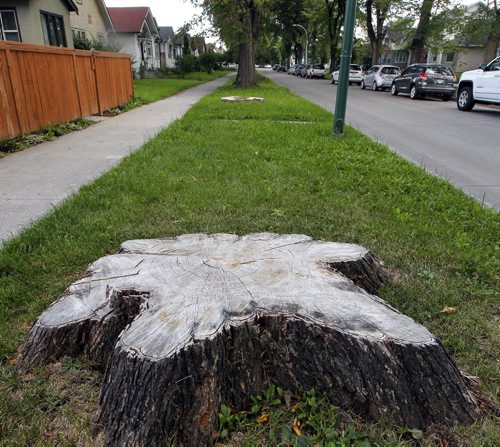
457, 56, 500, 111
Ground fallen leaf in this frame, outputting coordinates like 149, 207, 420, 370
7, 358, 17, 366
256, 413, 269, 423
440, 306, 457, 314
291, 402, 301, 413
292, 417, 301, 437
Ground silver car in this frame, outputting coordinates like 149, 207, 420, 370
361, 65, 401, 91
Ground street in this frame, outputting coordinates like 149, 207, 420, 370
266, 69, 500, 210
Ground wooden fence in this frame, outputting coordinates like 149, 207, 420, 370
0, 41, 134, 142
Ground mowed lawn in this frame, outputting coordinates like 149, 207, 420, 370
0, 77, 498, 445
133, 71, 230, 103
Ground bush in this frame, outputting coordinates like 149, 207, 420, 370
199, 52, 218, 74
176, 54, 200, 76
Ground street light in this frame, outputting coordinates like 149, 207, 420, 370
333, 0, 357, 135
292, 24, 308, 65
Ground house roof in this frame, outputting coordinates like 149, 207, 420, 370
64, 0, 79, 13
158, 26, 174, 41
108, 7, 150, 33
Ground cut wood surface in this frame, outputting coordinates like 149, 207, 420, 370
19, 233, 482, 446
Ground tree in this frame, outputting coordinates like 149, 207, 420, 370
324, 0, 345, 69
409, 0, 434, 63
483, 0, 499, 62
195, 0, 271, 86
363, 0, 391, 65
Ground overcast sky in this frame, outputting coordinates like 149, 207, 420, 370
105, 0, 203, 31
105, 0, 483, 33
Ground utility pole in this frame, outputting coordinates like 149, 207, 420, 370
333, 0, 357, 135
293, 24, 308, 65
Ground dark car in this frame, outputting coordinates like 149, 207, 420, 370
390, 64, 456, 100
293, 64, 304, 76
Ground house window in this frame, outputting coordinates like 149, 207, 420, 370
0, 9, 21, 42
72, 28, 86, 40
395, 51, 407, 63
446, 52, 455, 63
41, 12, 67, 47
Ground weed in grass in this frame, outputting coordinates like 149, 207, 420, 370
216, 385, 416, 446
0, 119, 94, 155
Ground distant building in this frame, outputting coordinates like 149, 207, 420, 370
108, 6, 160, 71
158, 26, 183, 68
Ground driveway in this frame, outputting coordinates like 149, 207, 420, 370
266, 69, 500, 210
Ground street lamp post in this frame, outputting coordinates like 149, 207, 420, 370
333, 0, 358, 135
292, 24, 308, 65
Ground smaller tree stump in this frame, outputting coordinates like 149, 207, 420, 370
220, 96, 265, 102
19, 233, 482, 446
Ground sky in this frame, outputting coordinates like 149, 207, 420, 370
105, 0, 485, 35
105, 0, 204, 31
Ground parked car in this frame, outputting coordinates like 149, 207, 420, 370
300, 64, 311, 78
390, 64, 456, 100
361, 65, 401, 91
457, 56, 500, 111
288, 65, 296, 74
331, 64, 363, 85
277, 64, 287, 72
293, 64, 304, 76
307, 64, 326, 79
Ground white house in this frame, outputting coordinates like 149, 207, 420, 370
158, 26, 183, 68
108, 6, 160, 71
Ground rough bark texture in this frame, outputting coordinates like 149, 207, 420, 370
410, 0, 435, 64
234, 1, 260, 87
483, 5, 500, 63
19, 233, 482, 446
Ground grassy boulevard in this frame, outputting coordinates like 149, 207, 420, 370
0, 77, 498, 446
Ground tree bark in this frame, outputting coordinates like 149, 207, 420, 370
483, 4, 500, 63
366, 0, 390, 66
234, 1, 260, 87
19, 234, 484, 446
326, 0, 345, 70
410, 0, 435, 64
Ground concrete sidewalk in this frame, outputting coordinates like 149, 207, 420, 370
0, 74, 232, 244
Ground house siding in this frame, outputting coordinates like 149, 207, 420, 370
69, 0, 111, 42
455, 48, 484, 72
0, 0, 74, 47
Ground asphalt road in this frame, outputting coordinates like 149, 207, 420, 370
265, 69, 500, 210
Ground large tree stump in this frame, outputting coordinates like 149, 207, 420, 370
19, 233, 481, 446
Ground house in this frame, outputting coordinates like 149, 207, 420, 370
69, 0, 114, 44
158, 26, 183, 68
0, 0, 77, 48
378, 30, 411, 69
107, 6, 160, 71
189, 35, 206, 57
380, 2, 498, 72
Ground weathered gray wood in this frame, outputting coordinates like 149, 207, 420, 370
18, 233, 482, 446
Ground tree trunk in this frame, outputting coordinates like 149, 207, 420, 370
19, 234, 484, 446
410, 0, 435, 64
366, 0, 389, 66
483, 5, 500, 63
326, 0, 345, 70
234, 1, 260, 87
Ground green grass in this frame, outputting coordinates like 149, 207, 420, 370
0, 77, 498, 446
133, 71, 230, 104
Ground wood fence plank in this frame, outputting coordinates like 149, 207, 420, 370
0, 41, 133, 140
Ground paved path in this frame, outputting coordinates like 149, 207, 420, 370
266, 70, 500, 210
0, 74, 232, 244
